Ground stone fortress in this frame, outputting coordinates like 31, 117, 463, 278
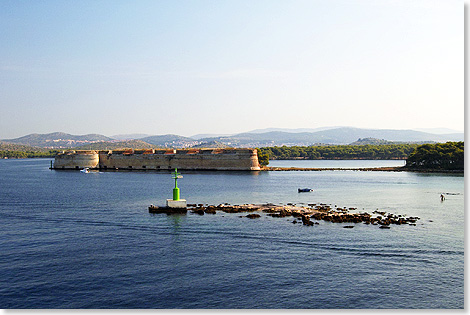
53, 148, 261, 171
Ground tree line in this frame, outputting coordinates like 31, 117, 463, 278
257, 144, 419, 165
0, 150, 58, 159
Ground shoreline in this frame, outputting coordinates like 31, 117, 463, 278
2, 157, 461, 173
262, 166, 464, 173
47, 165, 464, 173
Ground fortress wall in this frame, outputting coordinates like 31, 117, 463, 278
56, 148, 260, 171
169, 150, 259, 170
98, 151, 172, 170
53, 151, 100, 169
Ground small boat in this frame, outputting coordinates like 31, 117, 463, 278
298, 188, 313, 193
80, 168, 90, 173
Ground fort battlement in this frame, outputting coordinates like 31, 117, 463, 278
53, 148, 260, 171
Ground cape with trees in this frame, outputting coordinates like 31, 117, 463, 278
405, 142, 464, 171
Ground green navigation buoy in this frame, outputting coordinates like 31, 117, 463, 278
165, 168, 187, 209
171, 168, 183, 201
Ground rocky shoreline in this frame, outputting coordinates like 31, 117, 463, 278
149, 203, 420, 228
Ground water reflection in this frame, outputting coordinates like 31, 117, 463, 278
165, 213, 186, 233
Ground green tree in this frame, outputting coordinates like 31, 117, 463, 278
406, 142, 464, 170
256, 148, 270, 166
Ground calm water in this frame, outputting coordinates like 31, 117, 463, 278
0, 159, 464, 309
268, 159, 406, 168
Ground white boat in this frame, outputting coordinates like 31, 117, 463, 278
80, 168, 90, 173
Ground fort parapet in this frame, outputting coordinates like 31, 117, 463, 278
53, 148, 260, 171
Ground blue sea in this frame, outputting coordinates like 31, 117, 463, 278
0, 159, 464, 309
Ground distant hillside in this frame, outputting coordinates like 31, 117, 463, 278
2, 127, 464, 150
0, 140, 57, 158
318, 127, 463, 143
349, 138, 436, 145
350, 138, 399, 145
245, 127, 340, 134
191, 140, 231, 149
0, 140, 50, 152
140, 134, 201, 148
415, 128, 463, 134
110, 133, 152, 140
199, 127, 464, 147
190, 133, 232, 140
74, 140, 158, 150
2, 132, 112, 148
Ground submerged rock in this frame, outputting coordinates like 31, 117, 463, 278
204, 208, 216, 214
301, 215, 314, 226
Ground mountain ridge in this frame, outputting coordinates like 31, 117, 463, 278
1, 127, 464, 149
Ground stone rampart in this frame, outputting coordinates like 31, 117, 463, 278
54, 148, 260, 171
53, 150, 100, 169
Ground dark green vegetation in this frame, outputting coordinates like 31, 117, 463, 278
256, 148, 270, 166
405, 142, 464, 171
0, 141, 58, 158
258, 144, 419, 163
0, 151, 57, 158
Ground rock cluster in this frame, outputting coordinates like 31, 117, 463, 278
150, 202, 420, 228
187, 203, 259, 215
269, 205, 419, 227
148, 205, 187, 214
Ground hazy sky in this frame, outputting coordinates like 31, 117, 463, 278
0, 0, 463, 138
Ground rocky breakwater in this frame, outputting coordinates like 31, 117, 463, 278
187, 203, 262, 215
150, 202, 420, 229
148, 205, 188, 214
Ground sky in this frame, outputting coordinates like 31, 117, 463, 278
0, 0, 464, 138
